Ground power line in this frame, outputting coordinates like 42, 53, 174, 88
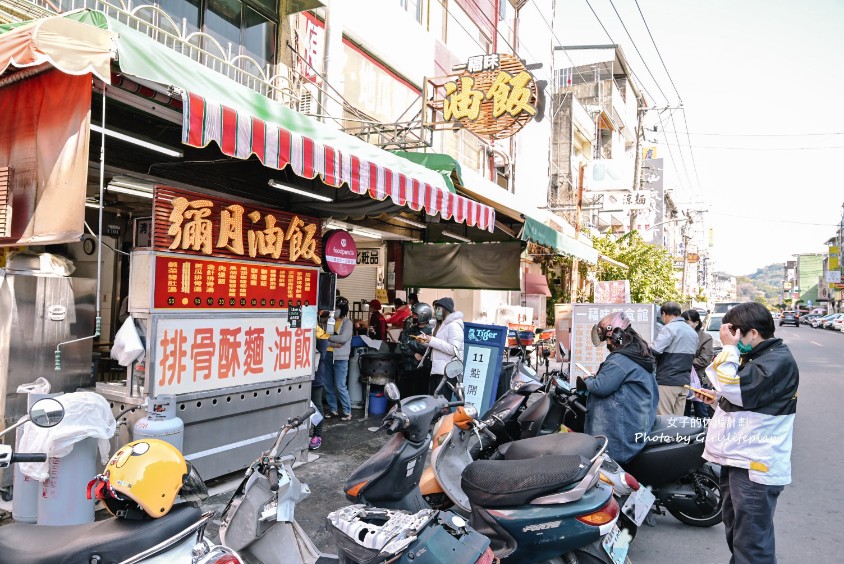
523, 0, 593, 86
711, 211, 840, 227
651, 141, 844, 151
632, 0, 682, 103
652, 107, 690, 194
605, 0, 669, 105
659, 130, 844, 137
680, 107, 703, 194
666, 109, 694, 193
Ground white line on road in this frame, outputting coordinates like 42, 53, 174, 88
811, 341, 822, 346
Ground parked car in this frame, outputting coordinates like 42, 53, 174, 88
821, 313, 844, 330
813, 314, 834, 328
779, 311, 799, 327
771, 311, 782, 320
705, 312, 726, 356
800, 313, 822, 325
832, 317, 844, 332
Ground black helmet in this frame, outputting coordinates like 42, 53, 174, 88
412, 302, 433, 325
335, 296, 349, 317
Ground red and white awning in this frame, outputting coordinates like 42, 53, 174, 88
181, 92, 496, 232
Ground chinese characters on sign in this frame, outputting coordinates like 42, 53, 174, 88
153, 255, 317, 310
155, 316, 313, 394
462, 323, 508, 414
569, 303, 658, 386
435, 53, 537, 141
594, 281, 631, 304
154, 186, 322, 267
356, 249, 380, 265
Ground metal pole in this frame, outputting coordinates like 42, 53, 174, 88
570, 164, 585, 301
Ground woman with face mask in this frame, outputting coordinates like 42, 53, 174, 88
416, 297, 464, 395
323, 297, 354, 421
681, 309, 714, 419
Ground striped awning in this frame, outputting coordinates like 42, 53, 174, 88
181, 92, 495, 231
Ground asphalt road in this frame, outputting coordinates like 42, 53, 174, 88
628, 323, 844, 563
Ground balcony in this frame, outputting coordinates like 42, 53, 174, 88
9, 0, 304, 110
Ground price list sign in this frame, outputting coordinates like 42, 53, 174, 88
153, 254, 317, 310
569, 303, 658, 385
462, 323, 507, 414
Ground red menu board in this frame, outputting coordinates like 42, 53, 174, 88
153, 255, 317, 310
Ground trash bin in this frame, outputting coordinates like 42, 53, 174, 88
359, 353, 400, 417
369, 393, 388, 416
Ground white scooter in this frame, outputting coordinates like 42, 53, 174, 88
0, 397, 238, 564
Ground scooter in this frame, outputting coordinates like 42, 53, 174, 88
219, 405, 492, 564
0, 398, 233, 564
343, 368, 628, 563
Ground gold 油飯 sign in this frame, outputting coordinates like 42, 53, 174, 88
153, 186, 322, 267
428, 53, 538, 140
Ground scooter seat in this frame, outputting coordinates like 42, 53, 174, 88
0, 503, 202, 564
496, 432, 602, 461
462, 454, 591, 508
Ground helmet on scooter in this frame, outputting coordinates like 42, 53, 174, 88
412, 302, 433, 325
591, 311, 631, 347
88, 439, 207, 519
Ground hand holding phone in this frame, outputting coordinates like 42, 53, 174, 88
684, 384, 716, 401
574, 362, 593, 378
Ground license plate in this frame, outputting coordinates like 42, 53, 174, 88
621, 486, 656, 527
601, 524, 630, 564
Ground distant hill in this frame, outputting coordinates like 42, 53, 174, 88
736, 264, 783, 306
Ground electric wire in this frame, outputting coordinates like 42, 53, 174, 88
659, 130, 844, 137
667, 109, 694, 196
632, 0, 681, 102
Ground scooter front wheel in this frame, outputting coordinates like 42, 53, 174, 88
665, 471, 723, 527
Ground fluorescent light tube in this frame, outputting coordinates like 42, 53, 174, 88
393, 216, 426, 229
350, 228, 382, 239
90, 124, 183, 157
442, 230, 471, 243
269, 180, 333, 202
108, 183, 154, 199
85, 202, 102, 209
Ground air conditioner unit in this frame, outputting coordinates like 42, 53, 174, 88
298, 83, 320, 115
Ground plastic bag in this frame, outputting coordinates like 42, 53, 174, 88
111, 316, 145, 366
16, 377, 51, 395
18, 391, 116, 482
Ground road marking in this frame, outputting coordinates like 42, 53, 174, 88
811, 342, 822, 346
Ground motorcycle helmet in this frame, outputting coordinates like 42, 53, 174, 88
335, 296, 349, 317
412, 302, 433, 325
88, 439, 207, 519
590, 311, 631, 347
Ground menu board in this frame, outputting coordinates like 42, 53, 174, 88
153, 254, 317, 310
569, 303, 658, 385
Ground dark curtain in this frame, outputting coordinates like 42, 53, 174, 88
403, 242, 521, 290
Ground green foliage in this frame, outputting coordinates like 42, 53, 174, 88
592, 231, 680, 303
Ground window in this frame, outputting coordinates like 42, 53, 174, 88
398, 0, 423, 23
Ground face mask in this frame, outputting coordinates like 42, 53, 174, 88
435, 309, 444, 320
334, 309, 342, 318
736, 340, 753, 354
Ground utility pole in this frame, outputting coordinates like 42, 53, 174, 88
629, 105, 646, 232
570, 163, 585, 301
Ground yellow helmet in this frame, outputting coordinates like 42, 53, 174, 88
88, 439, 207, 519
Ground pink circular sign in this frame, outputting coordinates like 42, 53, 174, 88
323, 229, 357, 278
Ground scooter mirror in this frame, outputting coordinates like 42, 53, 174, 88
29, 398, 65, 428
444, 359, 464, 380
384, 383, 400, 401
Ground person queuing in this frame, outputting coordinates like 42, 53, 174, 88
417, 297, 464, 395
397, 303, 434, 397
385, 298, 411, 329
367, 299, 388, 341
695, 302, 798, 564
650, 301, 698, 415
324, 297, 353, 421
579, 311, 658, 464
681, 309, 715, 419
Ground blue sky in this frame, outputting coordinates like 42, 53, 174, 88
554, 0, 844, 276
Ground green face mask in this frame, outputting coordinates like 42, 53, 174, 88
736, 341, 753, 354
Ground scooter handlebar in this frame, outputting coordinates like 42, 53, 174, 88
268, 465, 280, 492
569, 397, 588, 415
288, 407, 317, 429
11, 453, 47, 463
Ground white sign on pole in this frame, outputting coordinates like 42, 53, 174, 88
569, 303, 659, 385
153, 315, 314, 395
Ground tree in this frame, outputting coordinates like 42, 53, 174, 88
592, 231, 680, 303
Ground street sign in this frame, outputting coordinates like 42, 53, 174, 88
462, 323, 507, 414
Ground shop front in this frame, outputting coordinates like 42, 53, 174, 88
0, 11, 496, 479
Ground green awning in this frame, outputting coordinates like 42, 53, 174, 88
392, 151, 460, 193
522, 217, 599, 265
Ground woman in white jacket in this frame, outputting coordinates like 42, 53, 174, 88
418, 297, 464, 395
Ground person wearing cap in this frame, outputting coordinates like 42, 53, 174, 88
581, 311, 659, 464
417, 297, 464, 395
385, 298, 411, 329
367, 299, 387, 341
